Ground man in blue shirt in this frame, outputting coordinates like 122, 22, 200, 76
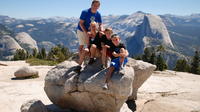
75, 0, 103, 72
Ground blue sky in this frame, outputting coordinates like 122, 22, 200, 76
0, 0, 200, 19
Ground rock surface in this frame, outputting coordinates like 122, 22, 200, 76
44, 60, 134, 112
0, 61, 200, 112
21, 99, 48, 112
0, 35, 23, 60
44, 58, 156, 112
127, 14, 174, 56
15, 32, 38, 53
38, 41, 55, 52
137, 70, 200, 112
126, 58, 156, 100
14, 66, 39, 78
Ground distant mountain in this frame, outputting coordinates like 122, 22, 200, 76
0, 34, 23, 60
0, 16, 79, 52
0, 24, 38, 60
103, 11, 145, 41
0, 13, 200, 69
127, 14, 174, 56
160, 14, 200, 56
0, 23, 13, 36
15, 32, 38, 53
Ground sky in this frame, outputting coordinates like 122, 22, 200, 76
0, 0, 200, 19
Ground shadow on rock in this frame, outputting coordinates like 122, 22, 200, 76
126, 100, 137, 112
11, 75, 39, 80
46, 104, 88, 112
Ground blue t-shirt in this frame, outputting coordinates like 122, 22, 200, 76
77, 8, 102, 32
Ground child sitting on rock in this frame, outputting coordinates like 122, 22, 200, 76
102, 34, 129, 90
87, 21, 103, 65
100, 28, 114, 69
74, 21, 102, 72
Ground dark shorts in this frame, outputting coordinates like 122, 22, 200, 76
88, 44, 102, 51
110, 57, 128, 71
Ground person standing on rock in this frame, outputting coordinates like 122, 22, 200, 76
102, 34, 129, 89
75, 0, 103, 72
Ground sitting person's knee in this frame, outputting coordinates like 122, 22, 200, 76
83, 48, 89, 54
91, 44, 97, 48
120, 48, 125, 53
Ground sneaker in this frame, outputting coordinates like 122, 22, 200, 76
88, 58, 95, 65
100, 64, 107, 70
119, 68, 125, 75
102, 83, 109, 90
74, 65, 82, 73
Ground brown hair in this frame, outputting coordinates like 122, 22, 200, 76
111, 34, 120, 39
104, 28, 113, 33
92, 0, 100, 5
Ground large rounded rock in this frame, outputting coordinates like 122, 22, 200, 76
126, 58, 156, 100
14, 66, 39, 78
20, 99, 48, 112
0, 35, 23, 60
15, 32, 38, 53
44, 60, 134, 112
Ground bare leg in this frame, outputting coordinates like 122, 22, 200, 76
119, 57, 125, 67
90, 44, 97, 58
102, 66, 115, 89
74, 48, 89, 73
101, 47, 107, 66
79, 45, 84, 60
119, 48, 126, 67
88, 44, 97, 65
78, 48, 89, 65
105, 66, 115, 83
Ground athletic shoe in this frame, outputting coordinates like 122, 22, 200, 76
74, 65, 82, 73
102, 83, 109, 90
88, 58, 95, 65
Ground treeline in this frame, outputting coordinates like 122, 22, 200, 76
12, 45, 73, 65
174, 50, 200, 75
133, 45, 200, 75
133, 45, 167, 71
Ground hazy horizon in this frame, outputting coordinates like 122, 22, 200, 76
0, 0, 200, 19
1, 11, 200, 20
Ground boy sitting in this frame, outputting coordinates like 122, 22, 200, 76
102, 34, 129, 90
101, 28, 114, 69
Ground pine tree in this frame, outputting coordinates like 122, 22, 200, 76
57, 51, 66, 63
32, 48, 38, 58
61, 46, 71, 60
135, 56, 142, 60
156, 54, 167, 71
37, 51, 42, 59
47, 45, 72, 63
142, 48, 151, 62
190, 51, 200, 74
149, 52, 156, 64
198, 67, 200, 75
41, 48, 46, 59
174, 59, 190, 72
26, 50, 30, 59
13, 49, 27, 60
157, 45, 165, 52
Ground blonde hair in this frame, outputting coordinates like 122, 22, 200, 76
90, 21, 98, 31
90, 21, 97, 26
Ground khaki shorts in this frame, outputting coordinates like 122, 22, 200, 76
77, 29, 87, 45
